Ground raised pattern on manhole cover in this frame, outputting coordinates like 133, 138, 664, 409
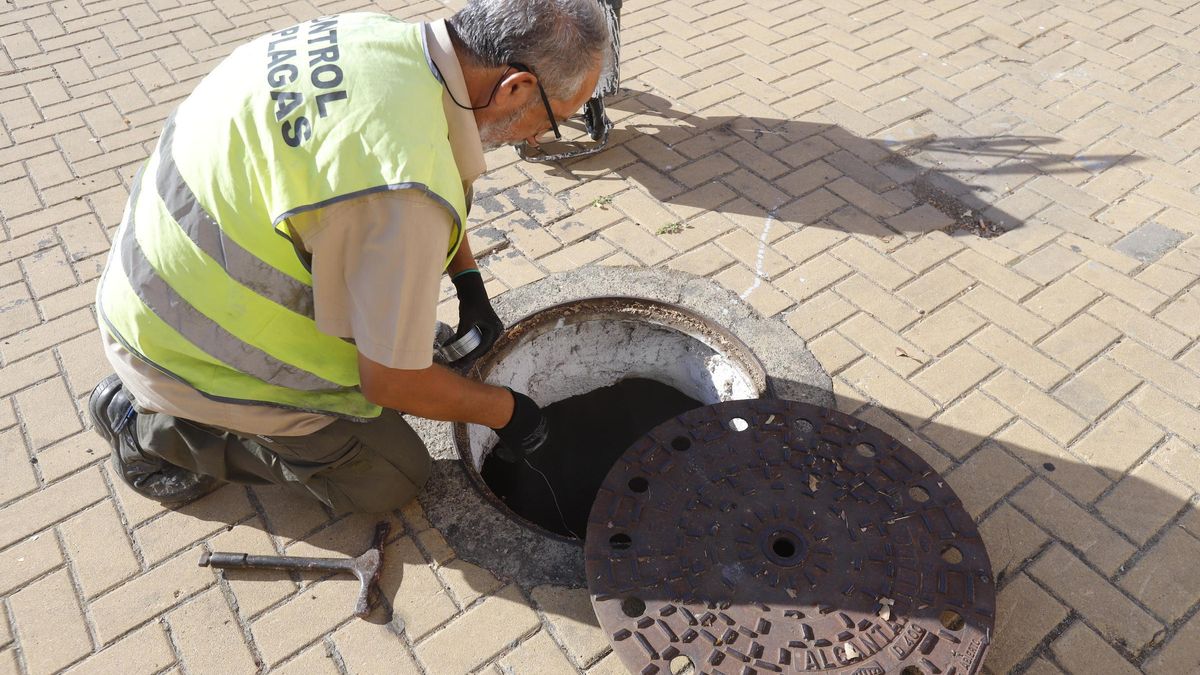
585, 399, 994, 675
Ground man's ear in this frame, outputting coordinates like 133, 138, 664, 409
493, 70, 538, 110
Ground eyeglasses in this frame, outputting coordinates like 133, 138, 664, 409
510, 62, 561, 140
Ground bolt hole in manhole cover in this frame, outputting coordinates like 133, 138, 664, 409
586, 399, 995, 674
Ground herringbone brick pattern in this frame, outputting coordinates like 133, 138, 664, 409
2, 0, 1199, 673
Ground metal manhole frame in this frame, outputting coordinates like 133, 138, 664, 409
452, 296, 771, 545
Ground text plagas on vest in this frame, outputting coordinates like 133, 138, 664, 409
266, 16, 348, 147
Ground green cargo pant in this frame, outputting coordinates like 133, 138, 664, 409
134, 408, 432, 513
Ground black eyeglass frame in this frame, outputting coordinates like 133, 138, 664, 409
509, 62, 562, 141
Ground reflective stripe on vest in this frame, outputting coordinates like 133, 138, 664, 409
97, 14, 468, 419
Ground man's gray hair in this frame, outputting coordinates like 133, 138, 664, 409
449, 0, 609, 100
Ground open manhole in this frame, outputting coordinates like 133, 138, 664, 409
587, 399, 995, 674
454, 297, 769, 541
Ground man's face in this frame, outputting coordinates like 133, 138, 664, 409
477, 60, 602, 149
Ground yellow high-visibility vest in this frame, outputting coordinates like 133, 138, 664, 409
97, 14, 466, 419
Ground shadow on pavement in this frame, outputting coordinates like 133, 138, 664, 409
519, 89, 1141, 237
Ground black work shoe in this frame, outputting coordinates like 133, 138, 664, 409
88, 374, 217, 504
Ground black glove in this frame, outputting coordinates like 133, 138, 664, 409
492, 389, 549, 462
452, 270, 503, 362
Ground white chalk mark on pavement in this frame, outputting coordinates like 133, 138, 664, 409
741, 213, 777, 299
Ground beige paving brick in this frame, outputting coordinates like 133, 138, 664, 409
808, 331, 862, 374
1090, 297, 1190, 358
59, 500, 139, 599
414, 585, 540, 674
829, 238, 913, 290
168, 588, 256, 675
381, 536, 458, 641
903, 301, 986, 357
1098, 463, 1191, 544
1011, 479, 1134, 576
483, 249, 546, 289
414, 528, 454, 566
841, 356, 938, 429
1026, 274, 1103, 324
1111, 340, 1200, 407
90, 547, 214, 644
1120, 527, 1200, 624
837, 313, 929, 377
1150, 438, 1200, 491
9, 569, 92, 674
1054, 357, 1142, 420
951, 248, 1039, 301
1028, 544, 1163, 652
542, 238, 616, 274
0, 532, 62, 596
1000, 414, 1111, 498
1051, 622, 1141, 675
250, 575, 361, 666
922, 390, 1011, 459
1129, 386, 1200, 446
439, 558, 503, 608
498, 629, 578, 673
963, 284, 1055, 344
332, 620, 420, 675
531, 584, 608, 667
0, 307, 96, 363
911, 344, 997, 405
0, 284, 39, 340
14, 375, 83, 449
775, 254, 853, 302
1059, 234, 1141, 275
985, 370, 1088, 444
712, 265, 792, 317
0, 427, 37, 504
134, 484, 255, 563
1012, 243, 1086, 285
271, 643, 339, 675
988, 574, 1068, 674
783, 291, 856, 340
831, 274, 921, 331
1076, 261, 1171, 313
62, 622, 174, 675
944, 442, 1030, 518
891, 230, 966, 273
979, 503, 1049, 582
1038, 314, 1122, 373
1072, 405, 1165, 480
1155, 287, 1200, 337
715, 228, 791, 278
1143, 610, 1200, 675
1135, 262, 1194, 298
895, 263, 972, 314
0, 466, 107, 549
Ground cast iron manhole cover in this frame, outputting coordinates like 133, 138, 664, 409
585, 399, 994, 675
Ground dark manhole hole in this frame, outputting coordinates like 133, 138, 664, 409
480, 378, 702, 538
586, 399, 995, 674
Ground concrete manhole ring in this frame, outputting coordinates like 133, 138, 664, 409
586, 399, 995, 675
417, 266, 833, 589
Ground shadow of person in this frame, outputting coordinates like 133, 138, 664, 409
514, 88, 1141, 238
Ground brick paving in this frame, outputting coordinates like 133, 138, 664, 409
2, 0, 1199, 673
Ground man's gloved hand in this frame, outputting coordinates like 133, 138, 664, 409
492, 389, 549, 462
452, 269, 504, 362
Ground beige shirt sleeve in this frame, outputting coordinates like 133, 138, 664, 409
290, 189, 452, 370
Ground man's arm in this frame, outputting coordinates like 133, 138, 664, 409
357, 352, 514, 428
